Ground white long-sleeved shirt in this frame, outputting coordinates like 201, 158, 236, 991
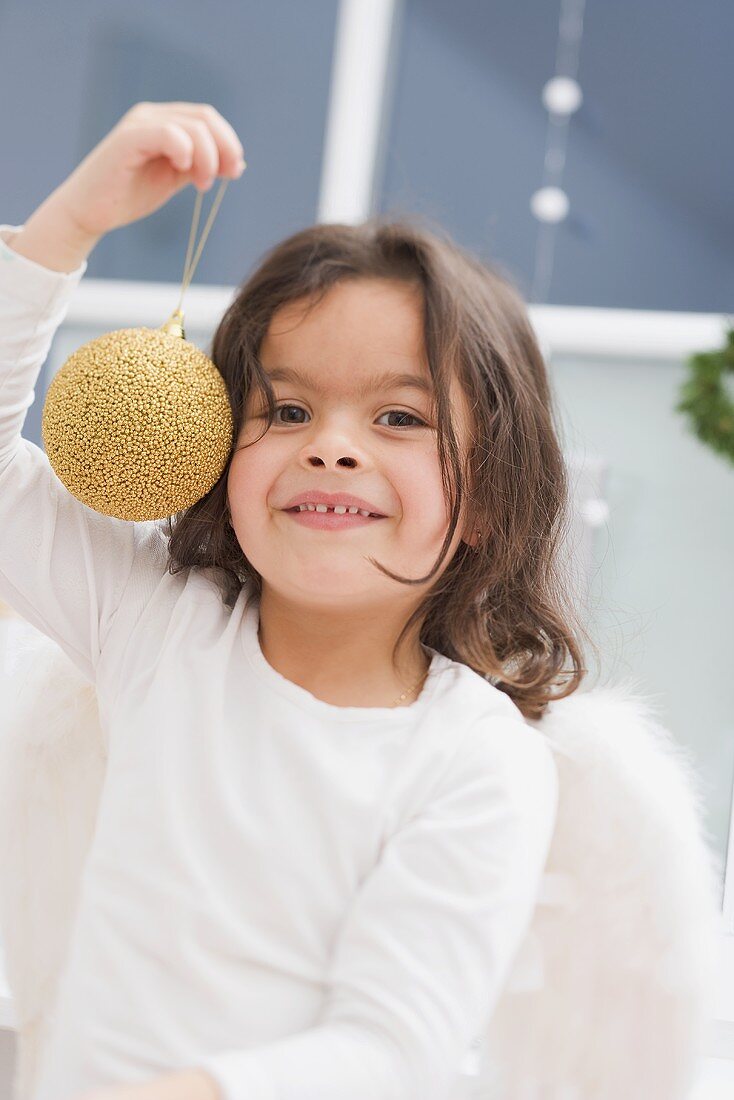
0, 222, 559, 1100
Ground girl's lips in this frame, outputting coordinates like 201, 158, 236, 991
284, 507, 386, 531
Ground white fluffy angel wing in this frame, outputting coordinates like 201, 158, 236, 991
0, 630, 108, 1100
467, 681, 723, 1100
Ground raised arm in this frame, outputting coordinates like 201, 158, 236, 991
0, 102, 245, 683
0, 221, 143, 682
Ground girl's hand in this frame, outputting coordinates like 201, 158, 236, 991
48, 100, 246, 242
73, 1067, 220, 1100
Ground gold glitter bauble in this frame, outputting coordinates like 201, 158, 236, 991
41, 315, 233, 522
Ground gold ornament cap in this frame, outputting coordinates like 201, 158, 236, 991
161, 308, 186, 340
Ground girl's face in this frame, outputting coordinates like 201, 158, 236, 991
227, 277, 475, 612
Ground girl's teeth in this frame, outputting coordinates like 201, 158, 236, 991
296, 503, 373, 517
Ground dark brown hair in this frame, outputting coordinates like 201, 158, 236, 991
163, 213, 596, 720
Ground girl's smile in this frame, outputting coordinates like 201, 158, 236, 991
283, 504, 388, 530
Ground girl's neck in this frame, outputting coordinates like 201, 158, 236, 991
255, 591, 431, 708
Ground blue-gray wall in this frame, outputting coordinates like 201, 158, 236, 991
0, 0, 339, 285
1, 0, 731, 309
381, 0, 733, 310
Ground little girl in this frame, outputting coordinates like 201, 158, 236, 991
0, 102, 588, 1100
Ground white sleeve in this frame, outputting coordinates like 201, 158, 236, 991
196, 718, 559, 1100
0, 223, 143, 684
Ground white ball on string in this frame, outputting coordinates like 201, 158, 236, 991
530, 186, 569, 224
542, 76, 583, 116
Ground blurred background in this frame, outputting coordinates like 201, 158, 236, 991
0, 0, 732, 1093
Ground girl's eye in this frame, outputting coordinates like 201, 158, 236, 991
270, 404, 428, 430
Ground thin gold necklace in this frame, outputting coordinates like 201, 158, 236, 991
257, 618, 430, 706
391, 649, 431, 707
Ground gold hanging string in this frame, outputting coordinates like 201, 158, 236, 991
178, 178, 230, 308
161, 178, 230, 338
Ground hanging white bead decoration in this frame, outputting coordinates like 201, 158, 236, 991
530, 186, 570, 224
542, 76, 583, 116
530, 0, 587, 303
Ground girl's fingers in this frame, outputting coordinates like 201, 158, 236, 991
136, 101, 244, 187
124, 120, 197, 175
165, 102, 245, 174
121, 102, 245, 193
177, 117, 222, 189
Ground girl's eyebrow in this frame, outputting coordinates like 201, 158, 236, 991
262, 364, 435, 399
